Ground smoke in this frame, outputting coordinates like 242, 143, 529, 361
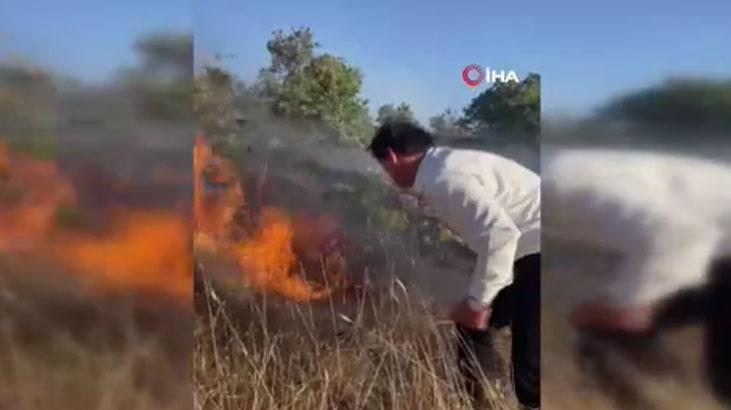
0, 49, 195, 302
223, 105, 516, 306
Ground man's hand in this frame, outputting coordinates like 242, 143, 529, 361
571, 302, 656, 334
450, 299, 491, 330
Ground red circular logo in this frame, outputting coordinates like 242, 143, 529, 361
461, 64, 484, 88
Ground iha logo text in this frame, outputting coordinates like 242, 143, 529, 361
461, 64, 520, 88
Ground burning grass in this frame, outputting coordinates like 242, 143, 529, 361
59, 210, 193, 300
192, 134, 519, 408
0, 137, 193, 300
0, 140, 76, 251
194, 135, 348, 302
193, 134, 243, 253
235, 208, 332, 301
1, 133, 193, 409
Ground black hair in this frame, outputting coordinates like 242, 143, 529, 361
368, 121, 434, 160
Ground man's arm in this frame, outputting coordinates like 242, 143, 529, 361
431, 173, 521, 308
572, 213, 719, 333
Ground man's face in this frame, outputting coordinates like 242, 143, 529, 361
378, 152, 411, 189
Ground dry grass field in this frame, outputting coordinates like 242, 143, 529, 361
542, 245, 725, 410
193, 271, 516, 410
0, 254, 191, 410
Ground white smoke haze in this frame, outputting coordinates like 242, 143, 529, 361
226, 98, 543, 308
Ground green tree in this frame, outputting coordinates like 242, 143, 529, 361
258, 28, 374, 146
265, 28, 318, 78
194, 66, 237, 138
254, 27, 318, 99
134, 32, 193, 77
0, 63, 57, 136
375, 102, 415, 126
599, 78, 731, 130
460, 73, 540, 140
428, 108, 466, 139
194, 65, 261, 155
273, 54, 372, 145
120, 32, 193, 119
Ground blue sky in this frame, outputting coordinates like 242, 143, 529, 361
0, 0, 191, 82
2, 0, 730, 121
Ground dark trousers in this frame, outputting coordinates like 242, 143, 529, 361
705, 258, 731, 404
456, 253, 540, 408
577, 257, 731, 407
657, 257, 731, 405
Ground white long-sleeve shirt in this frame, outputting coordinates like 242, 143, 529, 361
543, 149, 731, 308
409, 146, 541, 306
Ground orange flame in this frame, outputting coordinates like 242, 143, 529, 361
194, 135, 347, 301
57, 211, 192, 300
0, 138, 192, 301
236, 208, 331, 301
4, 135, 345, 302
0, 140, 76, 251
0, 140, 8, 179
193, 135, 244, 252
